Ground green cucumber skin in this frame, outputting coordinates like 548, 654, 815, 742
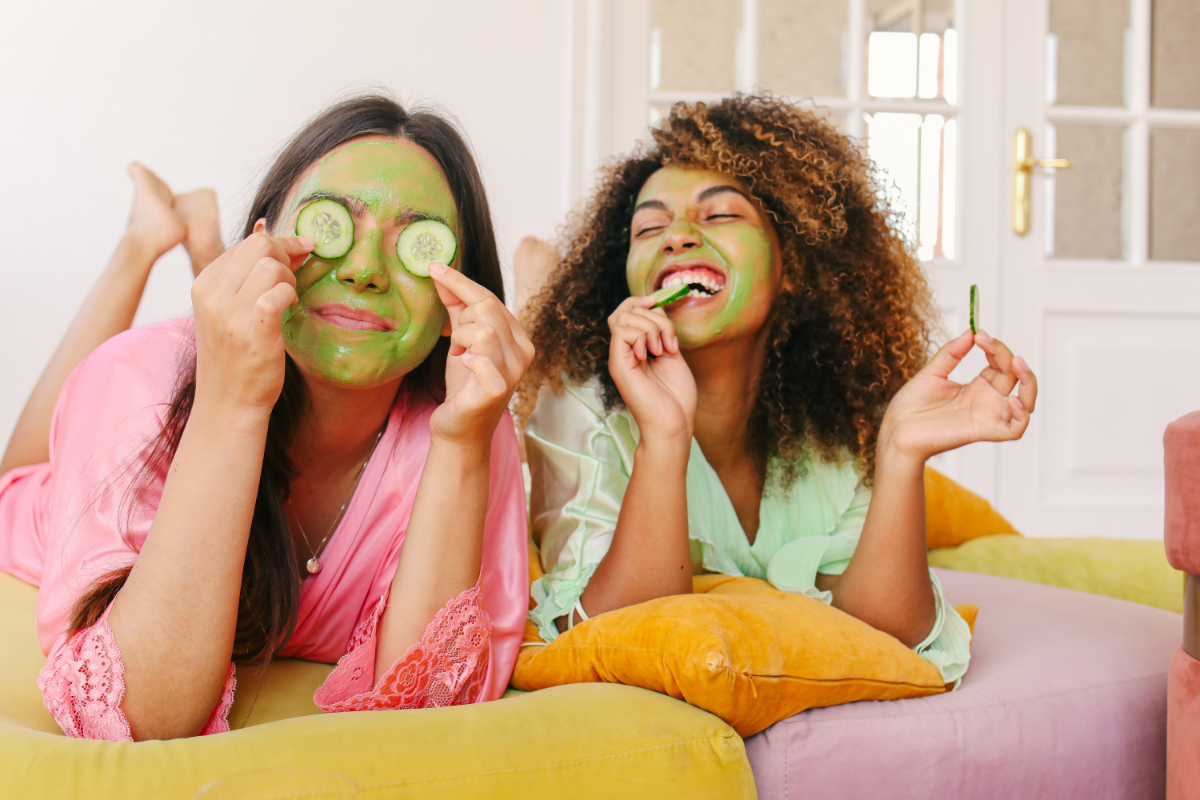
397, 220, 457, 277
969, 284, 980, 334
649, 284, 689, 308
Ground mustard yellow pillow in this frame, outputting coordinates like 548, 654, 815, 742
925, 466, 1020, 550
514, 574, 974, 737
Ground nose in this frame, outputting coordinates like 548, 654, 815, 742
662, 220, 701, 255
334, 229, 390, 293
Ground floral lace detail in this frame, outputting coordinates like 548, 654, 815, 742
315, 585, 490, 712
37, 605, 237, 741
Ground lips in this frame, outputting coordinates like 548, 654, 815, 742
653, 260, 728, 298
310, 304, 397, 332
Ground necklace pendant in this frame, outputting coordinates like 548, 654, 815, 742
306, 557, 322, 575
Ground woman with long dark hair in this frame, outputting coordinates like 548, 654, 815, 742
0, 95, 532, 741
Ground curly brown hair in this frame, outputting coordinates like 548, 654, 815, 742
519, 94, 938, 483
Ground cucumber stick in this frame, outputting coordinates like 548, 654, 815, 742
296, 199, 354, 259
649, 283, 689, 308
969, 284, 980, 334
397, 220, 457, 277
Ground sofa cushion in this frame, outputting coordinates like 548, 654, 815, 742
924, 467, 1019, 549
744, 568, 1178, 800
0, 573, 755, 800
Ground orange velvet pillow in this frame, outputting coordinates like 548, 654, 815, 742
924, 466, 1020, 550
514, 571, 976, 737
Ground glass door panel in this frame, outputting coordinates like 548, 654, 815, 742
1151, 0, 1200, 109
1045, 124, 1127, 260
1149, 128, 1200, 261
865, 0, 957, 103
1047, 0, 1129, 107
650, 0, 743, 93
758, 0, 848, 97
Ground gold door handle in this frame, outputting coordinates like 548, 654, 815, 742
1013, 127, 1074, 236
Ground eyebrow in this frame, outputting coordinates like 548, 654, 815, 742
696, 185, 752, 203
633, 199, 670, 214
297, 193, 448, 225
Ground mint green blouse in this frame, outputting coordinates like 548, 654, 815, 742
525, 381, 971, 685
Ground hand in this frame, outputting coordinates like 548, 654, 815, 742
190, 233, 313, 414
174, 188, 225, 276
428, 263, 535, 446
125, 162, 187, 260
607, 296, 697, 445
880, 329, 1038, 463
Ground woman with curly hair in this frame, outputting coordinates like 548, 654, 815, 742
518, 95, 1037, 684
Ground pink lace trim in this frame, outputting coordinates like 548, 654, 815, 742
315, 585, 490, 712
37, 605, 237, 741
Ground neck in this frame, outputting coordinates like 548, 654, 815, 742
289, 373, 402, 476
683, 327, 769, 472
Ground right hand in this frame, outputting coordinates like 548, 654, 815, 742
607, 296, 697, 444
190, 233, 314, 414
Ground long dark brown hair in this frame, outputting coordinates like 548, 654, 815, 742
69, 95, 505, 661
519, 95, 937, 486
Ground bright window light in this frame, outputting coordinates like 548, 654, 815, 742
943, 28, 958, 104
919, 115, 945, 260
868, 112, 922, 246
918, 33, 941, 99
942, 118, 957, 259
867, 32, 918, 98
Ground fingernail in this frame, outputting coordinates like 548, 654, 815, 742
1013, 397, 1025, 410
297, 236, 315, 248
428, 262, 446, 276
1014, 356, 1027, 372
461, 351, 474, 363
976, 330, 993, 343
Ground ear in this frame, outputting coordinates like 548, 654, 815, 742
253, 218, 268, 235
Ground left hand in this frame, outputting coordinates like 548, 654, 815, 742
880, 329, 1038, 463
428, 263, 535, 446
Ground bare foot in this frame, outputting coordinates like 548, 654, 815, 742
512, 236, 559, 319
174, 189, 224, 276
126, 162, 186, 261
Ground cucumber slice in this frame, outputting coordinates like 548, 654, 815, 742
397, 219, 457, 277
649, 283, 689, 308
969, 284, 980, 334
296, 199, 355, 259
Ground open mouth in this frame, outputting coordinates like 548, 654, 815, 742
310, 304, 398, 332
654, 263, 727, 299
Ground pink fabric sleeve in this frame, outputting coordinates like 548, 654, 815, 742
36, 602, 236, 741
314, 584, 490, 712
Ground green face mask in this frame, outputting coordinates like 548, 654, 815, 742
625, 165, 780, 348
277, 140, 459, 387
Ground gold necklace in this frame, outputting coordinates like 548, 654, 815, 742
287, 426, 384, 576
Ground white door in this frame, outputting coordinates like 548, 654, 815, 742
998, 0, 1200, 538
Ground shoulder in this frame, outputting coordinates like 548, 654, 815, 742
69, 318, 194, 401
525, 378, 636, 462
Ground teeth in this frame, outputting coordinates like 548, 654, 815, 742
661, 268, 725, 295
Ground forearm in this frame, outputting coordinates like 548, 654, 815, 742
2, 235, 159, 474
570, 438, 692, 628
375, 438, 491, 678
828, 448, 936, 647
107, 403, 268, 740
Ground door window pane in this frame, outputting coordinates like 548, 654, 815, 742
866, 112, 956, 260
865, 0, 957, 103
759, 0, 848, 98
650, 0, 742, 93
1150, 128, 1200, 261
1047, 0, 1129, 107
1151, 0, 1200, 110
1045, 124, 1127, 260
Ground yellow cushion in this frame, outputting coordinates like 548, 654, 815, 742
924, 466, 1021, 550
513, 573, 968, 738
0, 573, 755, 800
929, 535, 1186, 613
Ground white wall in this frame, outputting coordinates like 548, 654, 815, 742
0, 0, 573, 443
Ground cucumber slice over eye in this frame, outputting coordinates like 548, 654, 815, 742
649, 283, 689, 308
969, 284, 980, 334
296, 199, 355, 260
397, 219, 457, 277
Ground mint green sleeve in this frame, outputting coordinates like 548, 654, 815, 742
762, 462, 972, 685
524, 384, 635, 644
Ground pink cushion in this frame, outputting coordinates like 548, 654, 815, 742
745, 569, 1178, 799
1165, 411, 1200, 575
1169, 647, 1200, 800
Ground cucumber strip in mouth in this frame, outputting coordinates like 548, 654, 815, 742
969, 284, 980, 334
649, 283, 690, 308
